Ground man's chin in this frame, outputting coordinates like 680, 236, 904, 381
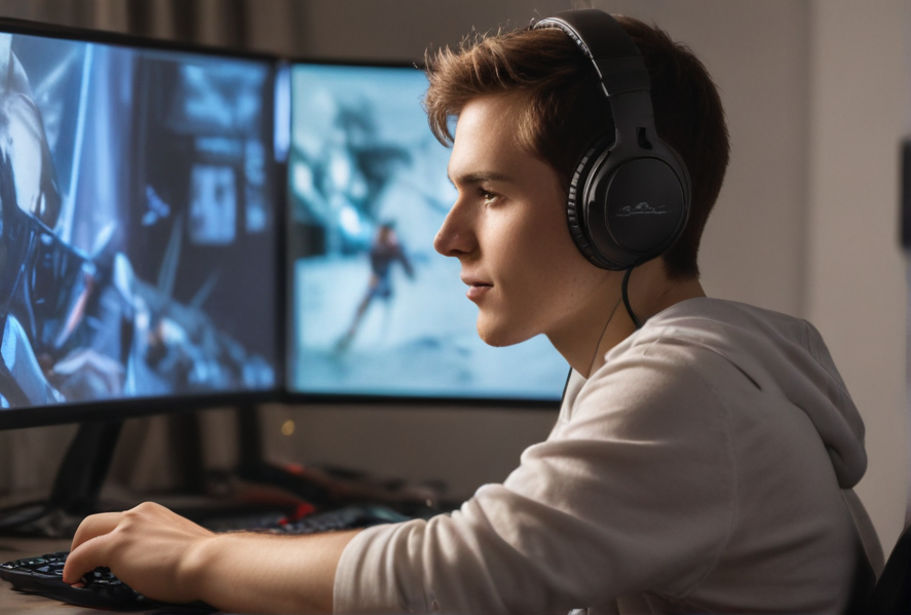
476, 320, 531, 348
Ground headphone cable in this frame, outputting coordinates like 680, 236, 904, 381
622, 266, 642, 329
586, 294, 622, 377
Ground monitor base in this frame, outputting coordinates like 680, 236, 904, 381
0, 420, 122, 538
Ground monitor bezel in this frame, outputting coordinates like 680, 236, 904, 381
0, 17, 288, 429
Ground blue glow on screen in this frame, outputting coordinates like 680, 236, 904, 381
0, 31, 278, 410
287, 63, 568, 400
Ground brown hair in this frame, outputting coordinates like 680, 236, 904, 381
424, 15, 730, 279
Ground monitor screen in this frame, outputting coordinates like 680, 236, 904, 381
286, 62, 568, 402
0, 23, 281, 425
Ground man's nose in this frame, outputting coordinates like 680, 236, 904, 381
433, 202, 474, 257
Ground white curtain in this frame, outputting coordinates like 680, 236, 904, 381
0, 0, 310, 54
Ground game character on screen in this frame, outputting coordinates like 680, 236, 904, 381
336, 219, 415, 352
63, 9, 881, 614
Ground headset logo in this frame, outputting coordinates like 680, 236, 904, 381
617, 201, 668, 217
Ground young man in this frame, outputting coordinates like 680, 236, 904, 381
63, 9, 880, 614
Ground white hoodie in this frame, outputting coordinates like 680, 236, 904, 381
334, 298, 880, 614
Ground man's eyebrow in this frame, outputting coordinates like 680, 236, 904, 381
447, 171, 515, 187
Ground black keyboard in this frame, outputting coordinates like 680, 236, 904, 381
0, 550, 209, 611
0, 504, 410, 611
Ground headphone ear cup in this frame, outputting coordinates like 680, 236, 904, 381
568, 139, 689, 270
566, 138, 614, 269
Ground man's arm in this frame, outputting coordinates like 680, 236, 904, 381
62, 501, 361, 614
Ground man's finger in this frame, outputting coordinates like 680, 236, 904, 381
70, 511, 123, 552
62, 532, 116, 585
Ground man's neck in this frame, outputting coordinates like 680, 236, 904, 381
552, 260, 705, 378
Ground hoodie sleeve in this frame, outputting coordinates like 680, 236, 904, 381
333, 343, 737, 614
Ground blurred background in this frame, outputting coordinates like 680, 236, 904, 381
0, 0, 908, 556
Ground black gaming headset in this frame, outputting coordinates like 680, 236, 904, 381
533, 9, 691, 271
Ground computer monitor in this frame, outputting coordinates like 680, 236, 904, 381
285, 61, 569, 403
0, 20, 282, 430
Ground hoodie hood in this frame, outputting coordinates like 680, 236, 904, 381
621, 297, 867, 488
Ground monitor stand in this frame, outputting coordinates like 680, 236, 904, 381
0, 406, 319, 539
0, 420, 122, 538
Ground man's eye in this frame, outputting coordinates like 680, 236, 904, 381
478, 188, 497, 203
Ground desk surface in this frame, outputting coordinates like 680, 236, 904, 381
0, 537, 231, 614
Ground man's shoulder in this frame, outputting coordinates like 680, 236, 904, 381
569, 338, 730, 434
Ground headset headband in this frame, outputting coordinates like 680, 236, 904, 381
534, 10, 657, 151
531, 9, 691, 270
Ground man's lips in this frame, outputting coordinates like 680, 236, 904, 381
462, 277, 493, 301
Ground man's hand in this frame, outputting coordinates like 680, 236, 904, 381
63, 501, 362, 614
63, 501, 215, 604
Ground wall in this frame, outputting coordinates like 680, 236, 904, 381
0, 0, 907, 555
804, 0, 911, 552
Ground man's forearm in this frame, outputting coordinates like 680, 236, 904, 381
188, 529, 362, 614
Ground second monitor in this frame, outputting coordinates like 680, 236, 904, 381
286, 61, 569, 403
